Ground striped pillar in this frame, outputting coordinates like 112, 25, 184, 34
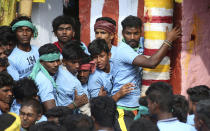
141, 0, 174, 96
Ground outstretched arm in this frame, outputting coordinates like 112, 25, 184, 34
132, 26, 181, 68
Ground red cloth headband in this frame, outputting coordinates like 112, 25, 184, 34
94, 20, 116, 33
79, 61, 96, 73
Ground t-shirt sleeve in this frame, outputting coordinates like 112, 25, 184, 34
118, 43, 139, 64
7, 65, 19, 81
36, 76, 55, 102
87, 73, 102, 98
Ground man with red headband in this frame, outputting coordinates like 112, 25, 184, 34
94, 17, 117, 64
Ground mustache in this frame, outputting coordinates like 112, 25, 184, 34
128, 39, 139, 43
0, 58, 9, 67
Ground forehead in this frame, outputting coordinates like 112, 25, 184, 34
0, 86, 12, 91
20, 106, 36, 114
95, 28, 108, 33
58, 24, 73, 28
16, 26, 32, 30
124, 26, 141, 32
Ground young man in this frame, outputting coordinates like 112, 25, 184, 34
9, 16, 39, 80
45, 106, 73, 125
30, 44, 61, 111
94, 17, 117, 63
52, 15, 88, 54
146, 82, 195, 131
90, 96, 116, 131
0, 72, 13, 114
187, 85, 210, 126
88, 39, 134, 99
194, 99, 210, 131
78, 56, 95, 99
57, 41, 88, 109
10, 78, 39, 115
110, 15, 181, 130
19, 99, 43, 131
0, 26, 16, 56
122, 15, 144, 54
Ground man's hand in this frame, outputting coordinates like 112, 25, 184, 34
98, 86, 107, 96
166, 26, 181, 42
112, 83, 135, 102
74, 90, 88, 108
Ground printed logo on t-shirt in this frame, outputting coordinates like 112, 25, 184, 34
26, 56, 36, 65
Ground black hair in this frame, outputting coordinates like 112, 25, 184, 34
90, 96, 116, 128
29, 121, 66, 131
130, 118, 159, 131
0, 72, 14, 88
139, 96, 148, 107
146, 82, 174, 113
13, 78, 38, 101
10, 16, 32, 31
45, 106, 73, 119
196, 99, 210, 129
38, 43, 60, 56
0, 26, 16, 46
0, 113, 16, 130
121, 15, 143, 31
171, 95, 189, 123
60, 114, 94, 131
62, 40, 88, 61
88, 39, 110, 57
80, 56, 92, 65
96, 17, 116, 26
52, 15, 76, 32
21, 99, 43, 115
187, 85, 210, 103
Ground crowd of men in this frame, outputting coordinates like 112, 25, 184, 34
0, 14, 209, 131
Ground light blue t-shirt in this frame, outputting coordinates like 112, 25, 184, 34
87, 69, 113, 98
111, 42, 140, 107
157, 117, 196, 131
187, 114, 195, 126
55, 67, 85, 106
7, 65, 19, 81
10, 99, 21, 115
8, 45, 39, 80
82, 84, 90, 99
35, 70, 56, 103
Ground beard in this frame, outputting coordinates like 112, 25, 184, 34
0, 57, 9, 67
126, 39, 139, 48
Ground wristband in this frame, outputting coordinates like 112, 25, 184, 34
72, 102, 77, 108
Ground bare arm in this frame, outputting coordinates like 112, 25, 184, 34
67, 90, 88, 109
112, 83, 135, 102
132, 26, 181, 68
43, 99, 56, 112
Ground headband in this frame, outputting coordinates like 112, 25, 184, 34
79, 61, 96, 73
29, 53, 60, 91
94, 20, 116, 33
12, 20, 38, 38
39, 53, 60, 62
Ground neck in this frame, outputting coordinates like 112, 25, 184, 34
58, 41, 64, 49
104, 63, 110, 73
157, 111, 173, 121
17, 43, 31, 52
95, 123, 114, 131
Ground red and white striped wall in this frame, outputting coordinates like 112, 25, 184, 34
141, 0, 174, 96
79, 0, 144, 46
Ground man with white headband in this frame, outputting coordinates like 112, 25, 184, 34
9, 16, 39, 80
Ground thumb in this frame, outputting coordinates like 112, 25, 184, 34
74, 90, 78, 97
100, 86, 104, 91
166, 26, 169, 34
